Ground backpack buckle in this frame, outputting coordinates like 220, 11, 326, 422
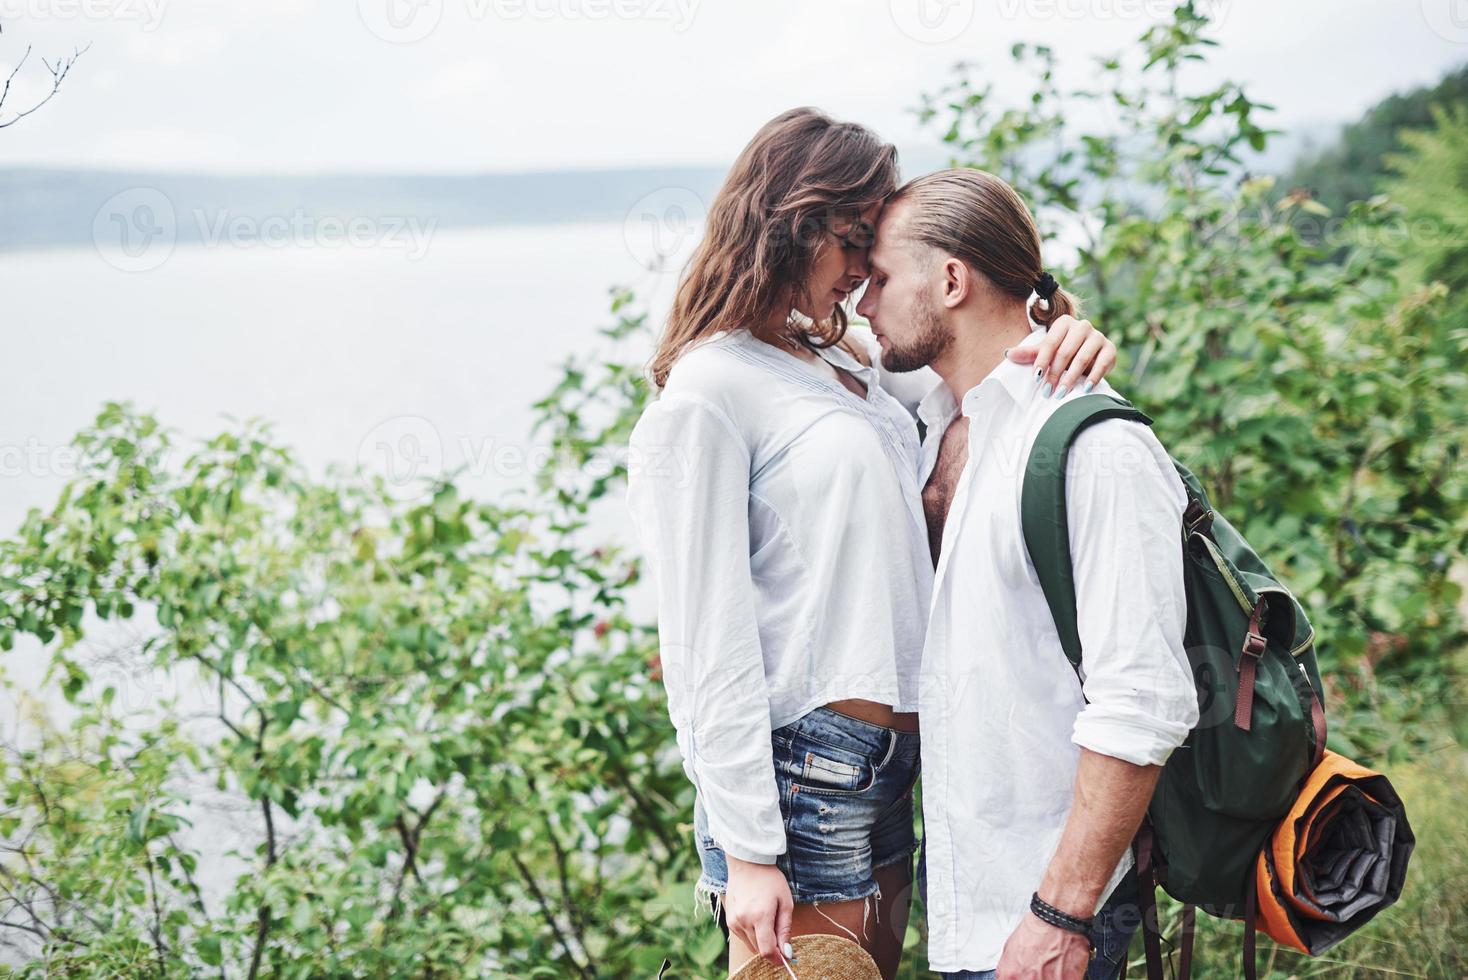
1241, 597, 1269, 661
1184, 499, 1214, 536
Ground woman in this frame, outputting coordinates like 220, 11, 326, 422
624, 107, 1117, 979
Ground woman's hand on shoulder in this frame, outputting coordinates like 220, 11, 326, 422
1005, 315, 1119, 398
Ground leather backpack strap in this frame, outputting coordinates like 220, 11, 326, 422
1233, 597, 1268, 731
1309, 686, 1328, 768
1131, 826, 1164, 980
1177, 904, 1196, 980
1243, 881, 1259, 980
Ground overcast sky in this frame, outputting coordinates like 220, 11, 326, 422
3, 0, 1467, 175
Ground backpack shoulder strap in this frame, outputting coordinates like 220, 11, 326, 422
1020, 393, 1154, 671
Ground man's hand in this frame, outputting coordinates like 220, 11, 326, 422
1005, 314, 1118, 398
724, 856, 793, 967
995, 909, 1092, 980
1003, 751, 1163, 979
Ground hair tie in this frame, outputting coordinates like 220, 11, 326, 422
1035, 271, 1059, 301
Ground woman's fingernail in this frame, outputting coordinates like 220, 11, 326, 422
1082, 380, 1094, 394
1041, 381, 1054, 398
1055, 384, 1069, 399
1034, 368, 1044, 382
1003, 347, 1012, 358
782, 942, 795, 961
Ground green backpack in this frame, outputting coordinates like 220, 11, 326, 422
1020, 393, 1327, 980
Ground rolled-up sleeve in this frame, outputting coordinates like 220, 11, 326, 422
1065, 420, 1199, 767
625, 394, 785, 863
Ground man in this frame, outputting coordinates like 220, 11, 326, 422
855, 169, 1200, 980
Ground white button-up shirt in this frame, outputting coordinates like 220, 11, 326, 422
917, 325, 1199, 973
624, 325, 933, 864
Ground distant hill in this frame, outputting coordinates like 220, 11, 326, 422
1283, 63, 1468, 214
0, 166, 731, 251
0, 132, 1340, 254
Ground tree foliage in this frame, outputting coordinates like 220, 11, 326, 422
0, 343, 703, 976
1284, 63, 1468, 217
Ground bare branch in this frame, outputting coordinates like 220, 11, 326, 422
0, 41, 90, 130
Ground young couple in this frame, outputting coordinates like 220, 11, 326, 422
625, 107, 1199, 980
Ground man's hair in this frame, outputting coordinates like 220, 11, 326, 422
888, 168, 1077, 326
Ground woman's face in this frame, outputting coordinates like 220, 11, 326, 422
792, 204, 880, 322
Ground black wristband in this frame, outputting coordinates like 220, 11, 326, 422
1029, 892, 1095, 942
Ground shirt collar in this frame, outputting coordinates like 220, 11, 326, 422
812, 333, 875, 379
916, 321, 1047, 429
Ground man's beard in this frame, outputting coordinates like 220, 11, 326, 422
881, 294, 952, 373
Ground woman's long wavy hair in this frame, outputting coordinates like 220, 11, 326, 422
649, 107, 900, 389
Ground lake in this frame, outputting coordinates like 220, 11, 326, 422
0, 222, 688, 528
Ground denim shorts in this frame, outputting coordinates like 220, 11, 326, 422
694, 705, 921, 906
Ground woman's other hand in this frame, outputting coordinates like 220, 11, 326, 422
724, 855, 794, 968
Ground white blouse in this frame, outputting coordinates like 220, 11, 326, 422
624, 324, 932, 864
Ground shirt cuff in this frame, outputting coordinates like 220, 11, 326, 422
719, 842, 782, 865
1071, 705, 1192, 768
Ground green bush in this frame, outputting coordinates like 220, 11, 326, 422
0, 371, 706, 977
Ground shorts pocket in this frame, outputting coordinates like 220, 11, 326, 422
777, 733, 877, 796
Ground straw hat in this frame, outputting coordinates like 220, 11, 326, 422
728, 934, 881, 980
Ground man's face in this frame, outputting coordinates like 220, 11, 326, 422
855, 200, 952, 373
